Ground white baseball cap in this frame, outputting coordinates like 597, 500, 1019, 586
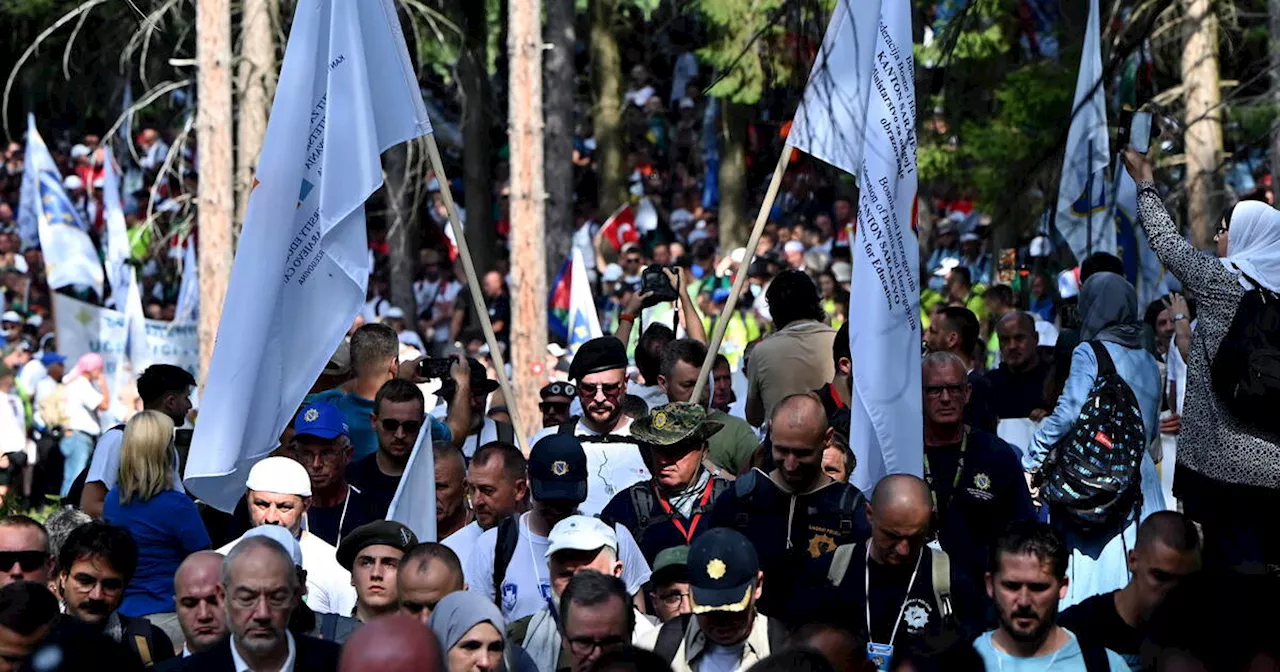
601, 264, 624, 283
233, 524, 303, 566
383, 306, 406, 320
246, 456, 312, 497
62, 175, 84, 191
783, 240, 805, 254
69, 144, 90, 159
545, 515, 618, 559
0, 311, 20, 324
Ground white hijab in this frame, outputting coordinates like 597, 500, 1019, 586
1221, 201, 1280, 293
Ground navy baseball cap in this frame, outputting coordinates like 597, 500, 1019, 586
688, 528, 759, 614
294, 401, 348, 440
528, 435, 588, 504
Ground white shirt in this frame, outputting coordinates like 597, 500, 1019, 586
62, 377, 103, 435
86, 427, 186, 493
625, 85, 656, 108
397, 329, 427, 353
463, 511, 652, 623
17, 360, 45, 393
229, 629, 296, 672
0, 391, 25, 454
529, 417, 650, 516
432, 282, 463, 344
218, 530, 355, 616
442, 520, 484, 565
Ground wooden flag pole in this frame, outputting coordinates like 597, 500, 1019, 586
424, 134, 531, 457
690, 144, 795, 404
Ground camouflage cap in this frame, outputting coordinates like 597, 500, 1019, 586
631, 402, 724, 447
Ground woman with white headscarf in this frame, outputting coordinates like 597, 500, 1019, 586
1125, 148, 1280, 573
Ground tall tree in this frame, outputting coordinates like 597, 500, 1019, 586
197, 0, 234, 383
719, 101, 750, 247
591, 0, 625, 216
544, 0, 576, 281
234, 0, 277, 230
460, 0, 495, 273
1182, 0, 1223, 248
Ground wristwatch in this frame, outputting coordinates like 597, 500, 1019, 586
1173, 313, 1188, 322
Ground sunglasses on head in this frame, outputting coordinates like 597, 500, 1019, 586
380, 419, 423, 434
0, 551, 46, 572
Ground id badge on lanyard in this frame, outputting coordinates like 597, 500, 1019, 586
867, 643, 894, 672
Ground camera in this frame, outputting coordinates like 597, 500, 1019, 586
417, 356, 457, 380
640, 265, 680, 308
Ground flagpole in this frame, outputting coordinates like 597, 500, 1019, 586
1086, 138, 1094, 257
424, 134, 531, 457
691, 144, 794, 403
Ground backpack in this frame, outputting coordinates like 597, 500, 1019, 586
1039, 342, 1145, 536
653, 613, 789, 664
1211, 276, 1280, 435
621, 479, 730, 542
729, 470, 863, 539
826, 545, 954, 623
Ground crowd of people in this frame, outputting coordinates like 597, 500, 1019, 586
1, 35, 1280, 672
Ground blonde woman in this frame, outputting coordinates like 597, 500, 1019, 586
102, 410, 210, 649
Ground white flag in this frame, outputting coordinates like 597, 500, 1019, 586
20, 116, 104, 296
791, 0, 923, 491
175, 237, 199, 322
102, 146, 132, 310
1113, 167, 1166, 308
787, 0, 881, 176
387, 426, 436, 541
1054, 0, 1114, 263
568, 248, 603, 352
184, 0, 432, 512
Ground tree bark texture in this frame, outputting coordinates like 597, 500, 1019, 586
509, 0, 548, 440
591, 0, 625, 216
719, 101, 750, 248
384, 142, 419, 320
460, 0, 495, 275
234, 0, 276, 235
1180, 0, 1223, 249
544, 0, 576, 283
196, 0, 234, 384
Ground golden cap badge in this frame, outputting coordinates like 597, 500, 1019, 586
706, 558, 727, 580
303, 408, 319, 422
652, 412, 668, 429
552, 460, 569, 476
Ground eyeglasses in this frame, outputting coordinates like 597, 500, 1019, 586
924, 384, 967, 398
578, 382, 623, 399
566, 634, 627, 656
70, 572, 125, 593
655, 591, 691, 607
295, 447, 343, 463
0, 551, 46, 572
380, 419, 423, 435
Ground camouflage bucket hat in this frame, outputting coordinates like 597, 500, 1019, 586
632, 402, 724, 447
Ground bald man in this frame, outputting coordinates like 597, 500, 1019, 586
172, 551, 228, 657
706, 393, 870, 616
785, 474, 977, 652
396, 543, 464, 625
337, 614, 443, 672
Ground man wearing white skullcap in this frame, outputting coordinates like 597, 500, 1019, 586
217, 456, 356, 616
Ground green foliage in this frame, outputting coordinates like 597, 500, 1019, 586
692, 0, 830, 105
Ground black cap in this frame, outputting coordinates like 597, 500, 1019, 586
440, 358, 500, 399
335, 521, 419, 571
528, 435, 588, 503
568, 337, 627, 382
540, 382, 577, 400
688, 528, 759, 614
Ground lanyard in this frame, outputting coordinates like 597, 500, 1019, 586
335, 484, 352, 547
865, 545, 922, 647
524, 514, 559, 623
827, 383, 847, 410
655, 477, 717, 544
922, 430, 967, 518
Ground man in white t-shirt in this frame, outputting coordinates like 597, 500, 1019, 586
463, 434, 651, 623
215, 456, 356, 616
442, 441, 528, 565
79, 364, 195, 518
530, 337, 650, 516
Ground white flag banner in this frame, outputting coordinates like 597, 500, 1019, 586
102, 146, 133, 310
387, 425, 436, 541
53, 292, 198, 387
20, 116, 104, 295
795, 0, 922, 491
175, 237, 198, 322
1054, 0, 1114, 263
787, 0, 881, 176
183, 0, 432, 512
568, 248, 603, 352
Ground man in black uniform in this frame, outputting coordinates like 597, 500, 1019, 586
601, 402, 730, 563
539, 382, 576, 428
705, 393, 869, 616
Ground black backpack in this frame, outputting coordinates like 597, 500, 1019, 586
729, 470, 863, 539
616, 479, 730, 543
1211, 276, 1280, 435
1039, 342, 1145, 536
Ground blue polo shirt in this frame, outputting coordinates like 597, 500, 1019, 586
310, 389, 452, 460
103, 488, 211, 617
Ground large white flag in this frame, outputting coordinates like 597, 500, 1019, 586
787, 0, 881, 176
1055, 0, 1114, 263
102, 146, 133, 310
791, 0, 922, 491
175, 237, 198, 322
19, 116, 104, 296
387, 426, 436, 541
184, 0, 432, 511
568, 248, 602, 352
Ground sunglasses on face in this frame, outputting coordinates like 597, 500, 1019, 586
0, 551, 46, 572
380, 419, 423, 434
539, 402, 570, 413
578, 382, 623, 398
924, 384, 967, 398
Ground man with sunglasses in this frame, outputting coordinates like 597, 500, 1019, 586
0, 516, 53, 587
347, 379, 427, 517
921, 352, 1034, 582
292, 401, 378, 548
539, 382, 576, 428
530, 337, 651, 517
54, 521, 175, 667
432, 358, 514, 459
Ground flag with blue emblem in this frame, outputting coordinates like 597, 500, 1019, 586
567, 248, 602, 353
1054, 0, 1115, 263
19, 116, 104, 296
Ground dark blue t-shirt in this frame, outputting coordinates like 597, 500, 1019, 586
104, 488, 211, 617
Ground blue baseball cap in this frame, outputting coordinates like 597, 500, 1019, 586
528, 435, 588, 504
39, 352, 66, 368
293, 401, 348, 440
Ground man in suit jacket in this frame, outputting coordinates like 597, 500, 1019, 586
179, 534, 339, 672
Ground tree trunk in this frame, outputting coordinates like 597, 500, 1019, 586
234, 0, 276, 235
385, 143, 418, 320
196, 0, 234, 385
591, 0, 625, 216
1270, 0, 1280, 205
719, 101, 750, 248
460, 0, 495, 274
544, 0, 576, 282
509, 0, 547, 440
1181, 0, 1223, 249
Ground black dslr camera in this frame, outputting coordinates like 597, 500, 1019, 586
640, 265, 680, 308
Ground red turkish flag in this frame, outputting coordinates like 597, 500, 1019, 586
598, 203, 640, 251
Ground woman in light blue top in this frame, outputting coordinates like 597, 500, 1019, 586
1025, 272, 1167, 608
